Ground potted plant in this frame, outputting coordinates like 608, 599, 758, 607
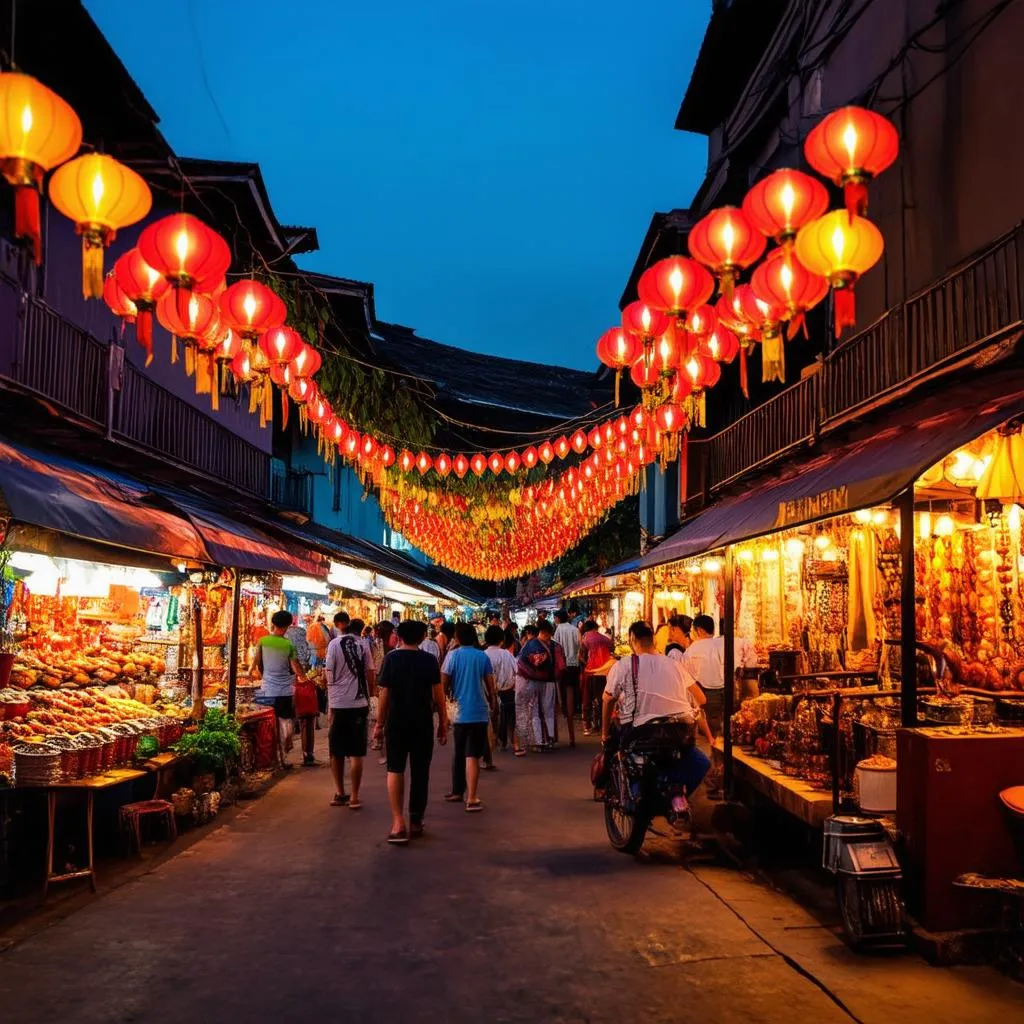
0, 529, 17, 688
173, 709, 241, 791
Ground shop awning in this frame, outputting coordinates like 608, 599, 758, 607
601, 555, 642, 578
641, 376, 1024, 570
532, 595, 563, 612
561, 572, 604, 597
0, 439, 208, 564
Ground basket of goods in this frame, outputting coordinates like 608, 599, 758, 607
0, 689, 30, 720
919, 694, 974, 726
47, 735, 84, 781
855, 754, 898, 814
171, 787, 195, 817
94, 727, 118, 770
76, 734, 103, 776
13, 743, 62, 786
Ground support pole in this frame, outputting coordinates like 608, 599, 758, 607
642, 569, 654, 625
898, 487, 918, 727
192, 595, 205, 722
722, 545, 735, 796
227, 569, 242, 716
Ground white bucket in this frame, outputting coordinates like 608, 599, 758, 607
855, 763, 897, 814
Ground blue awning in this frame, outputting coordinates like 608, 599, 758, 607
601, 555, 642, 578
641, 373, 1024, 570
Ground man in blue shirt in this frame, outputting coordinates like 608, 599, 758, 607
441, 622, 496, 811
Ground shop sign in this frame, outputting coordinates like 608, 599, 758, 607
776, 485, 848, 527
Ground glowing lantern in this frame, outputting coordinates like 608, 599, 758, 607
470, 453, 488, 477
655, 403, 686, 464
622, 300, 670, 346
0, 72, 82, 263
138, 213, 232, 321
554, 435, 570, 460
288, 376, 315, 406
416, 451, 433, 476
113, 247, 168, 364
629, 351, 661, 395
219, 280, 287, 341
700, 323, 740, 364
155, 289, 220, 373
684, 304, 716, 346
398, 450, 415, 473
649, 322, 684, 376
803, 106, 899, 218
381, 445, 396, 468
737, 285, 788, 384
361, 435, 379, 461
688, 206, 765, 296
678, 351, 715, 427
522, 446, 539, 469
49, 154, 151, 297
230, 347, 254, 384
343, 431, 360, 461
260, 326, 303, 366
638, 255, 715, 318
571, 429, 588, 454
488, 452, 505, 475
102, 272, 136, 328
453, 453, 470, 479
288, 343, 322, 380
587, 427, 603, 450
794, 211, 884, 336
741, 168, 829, 246
505, 450, 521, 473
538, 440, 555, 465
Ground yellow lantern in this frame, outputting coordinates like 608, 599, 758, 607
49, 154, 152, 298
794, 210, 884, 337
0, 72, 82, 263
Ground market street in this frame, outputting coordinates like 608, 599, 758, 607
0, 738, 1020, 1023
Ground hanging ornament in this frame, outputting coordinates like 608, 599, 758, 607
113, 247, 168, 364
716, 287, 761, 397
688, 206, 765, 297
219, 280, 287, 344
751, 246, 829, 346
0, 72, 82, 263
505, 450, 521, 473
102, 271, 137, 331
398, 450, 415, 473
700, 323, 740, 364
155, 289, 220, 373
453, 453, 470, 479
381, 445, 396, 468
638, 255, 715, 320
737, 285, 788, 384
794, 211, 884, 336
470, 453, 488, 477
570, 429, 588, 454
49, 153, 151, 297
488, 452, 505, 474
587, 427, 603, 450
621, 300, 671, 347
554, 435, 570, 460
741, 168, 829, 247
803, 106, 899, 219
522, 446, 539, 469
288, 342, 322, 381
595, 325, 642, 406
538, 440, 555, 465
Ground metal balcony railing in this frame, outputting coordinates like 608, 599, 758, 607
0, 272, 271, 499
703, 224, 1024, 495
270, 467, 314, 517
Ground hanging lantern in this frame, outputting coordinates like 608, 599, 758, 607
654, 402, 686, 463
288, 342, 322, 380
219, 280, 287, 341
113, 247, 168, 364
522, 446, 539, 469
804, 106, 899, 219
688, 206, 765, 297
230, 347, 255, 385
629, 351, 661, 399
741, 168, 829, 246
649, 321, 684, 377
554, 435, 570, 460
488, 452, 505, 475
453, 453, 470, 479
138, 213, 232, 321
155, 289, 220, 373
794, 211, 884, 336
751, 246, 829, 349
329, 418, 347, 449
342, 430, 361, 461
398, 450, 415, 473
432, 452, 451, 477
737, 285, 789, 383
49, 153, 151, 297
381, 445, 396, 468
470, 453, 488, 477
716, 288, 762, 397
700, 323, 740, 364
621, 300, 670, 345
571, 429, 588, 454
259, 326, 303, 366
538, 440, 555, 465
678, 351, 715, 427
684, 304, 716, 348
102, 271, 137, 328
415, 451, 433, 475
0, 72, 82, 263
587, 427, 602, 450
288, 375, 315, 406
505, 450, 521, 473
595, 325, 641, 407
638, 255, 715, 318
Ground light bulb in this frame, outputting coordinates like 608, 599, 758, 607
918, 511, 932, 538
761, 547, 779, 563
853, 509, 873, 524
785, 538, 806, 558
702, 558, 722, 575
934, 514, 955, 537
738, 549, 754, 563
814, 534, 832, 551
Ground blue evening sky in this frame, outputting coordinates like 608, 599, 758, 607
85, 1, 709, 371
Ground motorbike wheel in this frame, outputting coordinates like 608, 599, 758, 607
604, 757, 649, 854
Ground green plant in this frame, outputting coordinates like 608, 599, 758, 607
173, 709, 242, 777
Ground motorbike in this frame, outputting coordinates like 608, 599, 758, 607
602, 715, 704, 854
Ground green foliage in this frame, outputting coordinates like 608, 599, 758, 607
174, 709, 242, 775
552, 494, 640, 583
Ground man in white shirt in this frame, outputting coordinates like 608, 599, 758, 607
553, 609, 582, 748
484, 625, 519, 752
680, 614, 756, 738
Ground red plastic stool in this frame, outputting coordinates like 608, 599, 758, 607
119, 800, 177, 855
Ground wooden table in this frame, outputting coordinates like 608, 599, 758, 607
714, 739, 834, 828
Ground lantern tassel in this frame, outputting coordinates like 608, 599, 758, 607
15, 186, 42, 265
81, 236, 105, 299
834, 285, 857, 337
136, 310, 154, 367
249, 380, 260, 416
281, 389, 289, 430
614, 368, 621, 407
720, 268, 736, 300
170, 335, 179, 366
761, 329, 785, 384
261, 380, 273, 428
844, 180, 869, 222
185, 345, 195, 379
786, 312, 808, 341
739, 347, 749, 398
680, 430, 688, 504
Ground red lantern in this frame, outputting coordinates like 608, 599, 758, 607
155, 289, 220, 375
470, 453, 488, 477
102, 272, 136, 326
381, 445, 396, 468
488, 452, 505, 475
230, 347, 253, 384
432, 452, 450, 477
742, 168, 829, 245
595, 326, 641, 369
571, 429, 588, 454
399, 450, 415, 473
453, 453, 470, 479
505, 450, 521, 473
629, 352, 660, 391
343, 431, 360, 460
655, 402, 686, 433
638, 256, 715, 317
219, 280, 287, 340
751, 247, 828, 339
688, 206, 765, 296
138, 213, 232, 321
288, 343, 322, 380
259, 326, 303, 366
113, 247, 168, 365
329, 418, 347, 448
416, 451, 433, 475
554, 435, 570, 460
649, 322, 684, 376
288, 376, 315, 405
700, 323, 740, 364
602, 421, 616, 446
538, 440, 555, 465
522, 446, 539, 469
684, 304, 716, 343
361, 435, 379, 461
621, 300, 670, 344
803, 106, 899, 218
587, 427, 602, 450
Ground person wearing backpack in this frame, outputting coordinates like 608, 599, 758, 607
325, 617, 377, 808
517, 619, 560, 749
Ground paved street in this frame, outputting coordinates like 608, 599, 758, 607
0, 735, 1020, 1023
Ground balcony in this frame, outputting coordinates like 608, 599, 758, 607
701, 223, 1024, 498
270, 467, 314, 517
0, 272, 271, 499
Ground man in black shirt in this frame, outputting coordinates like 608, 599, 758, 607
373, 620, 449, 844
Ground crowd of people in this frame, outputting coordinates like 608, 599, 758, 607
248, 604, 733, 844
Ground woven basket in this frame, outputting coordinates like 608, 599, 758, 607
13, 744, 62, 786
77, 736, 102, 776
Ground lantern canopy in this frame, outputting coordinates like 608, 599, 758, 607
49, 154, 152, 297
688, 206, 765, 296
741, 168, 829, 246
803, 106, 899, 218
0, 72, 82, 263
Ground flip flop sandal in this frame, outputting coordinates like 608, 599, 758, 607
387, 829, 409, 844
465, 801, 484, 812
514, 750, 527, 757
330, 794, 350, 806
348, 800, 364, 810
443, 793, 464, 802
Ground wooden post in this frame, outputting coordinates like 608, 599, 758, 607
642, 569, 654, 624
898, 487, 918, 727
192, 595, 205, 721
723, 545, 736, 796
227, 569, 242, 716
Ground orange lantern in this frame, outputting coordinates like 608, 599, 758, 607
741, 168, 829, 246
398, 450, 415, 473
538, 440, 555, 465
522, 446, 539, 469
416, 451, 433, 476
288, 343, 322, 380
434, 452, 452, 477
795, 211, 884, 336
470, 453, 488, 477
113, 247, 168, 364
505, 450, 521, 473
629, 351, 661, 397
230, 347, 254, 385
804, 106, 898, 219
488, 452, 505, 475
102, 271, 136, 328
587, 427, 603, 450
700, 323, 740, 364
381, 445, 396, 468
638, 255, 715, 318
259, 326, 303, 366
648, 322, 684, 377
737, 285, 788, 384
49, 154, 151, 297
621, 300, 670, 345
155, 289, 220, 373
138, 213, 232, 321
219, 280, 287, 341
0, 72, 82, 263
288, 376, 315, 406
684, 304, 716, 346
570, 429, 588, 454
453, 453, 470, 479
688, 206, 765, 297
554, 435, 570, 460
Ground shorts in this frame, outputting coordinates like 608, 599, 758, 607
272, 696, 295, 720
385, 725, 434, 773
558, 665, 580, 708
453, 721, 489, 759
329, 707, 369, 758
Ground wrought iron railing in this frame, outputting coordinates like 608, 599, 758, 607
0, 272, 271, 498
704, 224, 1024, 495
270, 467, 314, 517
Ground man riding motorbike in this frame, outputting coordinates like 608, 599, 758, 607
599, 621, 711, 851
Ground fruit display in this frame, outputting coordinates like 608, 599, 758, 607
8, 629, 166, 690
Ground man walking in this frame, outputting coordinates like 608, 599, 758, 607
442, 622, 496, 811
484, 624, 518, 752
325, 616, 376, 808
553, 609, 581, 748
373, 620, 449, 844
680, 614, 725, 737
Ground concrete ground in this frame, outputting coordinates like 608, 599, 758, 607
0, 733, 1020, 1023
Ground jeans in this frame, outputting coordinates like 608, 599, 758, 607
386, 726, 434, 824
497, 689, 516, 747
532, 681, 556, 744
